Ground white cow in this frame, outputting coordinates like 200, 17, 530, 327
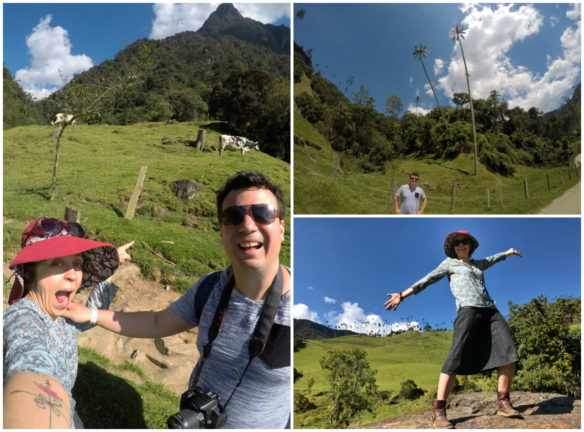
574, 154, 581, 169
218, 135, 260, 156
51, 113, 77, 128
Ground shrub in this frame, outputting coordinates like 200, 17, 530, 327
399, 379, 424, 400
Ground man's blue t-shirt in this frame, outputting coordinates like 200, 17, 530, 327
172, 267, 291, 429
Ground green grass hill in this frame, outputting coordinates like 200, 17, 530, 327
3, 121, 290, 296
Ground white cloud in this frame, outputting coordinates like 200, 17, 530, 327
150, 3, 289, 40
294, 303, 320, 323
550, 16, 560, 28
406, 103, 431, 116
330, 302, 419, 336
566, 3, 580, 21
15, 15, 93, 100
324, 296, 336, 304
434, 58, 445, 75
437, 4, 580, 112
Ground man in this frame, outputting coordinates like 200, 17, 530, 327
394, 173, 427, 214
64, 171, 291, 429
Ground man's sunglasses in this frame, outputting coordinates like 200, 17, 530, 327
410, 177, 419, 181
453, 238, 470, 246
220, 204, 279, 226
23, 218, 86, 247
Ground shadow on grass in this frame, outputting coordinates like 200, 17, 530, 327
72, 361, 147, 428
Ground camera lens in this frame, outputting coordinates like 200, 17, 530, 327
167, 409, 204, 429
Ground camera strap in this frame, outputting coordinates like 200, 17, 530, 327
192, 266, 284, 408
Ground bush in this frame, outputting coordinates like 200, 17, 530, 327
399, 379, 424, 400
507, 296, 581, 397
294, 392, 316, 413
320, 348, 378, 428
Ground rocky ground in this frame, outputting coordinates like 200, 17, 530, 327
360, 392, 581, 429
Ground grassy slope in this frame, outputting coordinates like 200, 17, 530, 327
294, 110, 580, 215
294, 331, 455, 428
3, 122, 290, 294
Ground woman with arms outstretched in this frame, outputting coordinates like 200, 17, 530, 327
385, 230, 523, 428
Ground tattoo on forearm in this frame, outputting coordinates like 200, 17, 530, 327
10, 380, 65, 428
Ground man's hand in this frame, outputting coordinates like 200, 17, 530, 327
62, 302, 91, 323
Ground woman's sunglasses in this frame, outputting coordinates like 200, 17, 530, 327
220, 204, 279, 226
23, 218, 86, 247
453, 238, 470, 246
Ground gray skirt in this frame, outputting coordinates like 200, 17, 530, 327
441, 307, 519, 375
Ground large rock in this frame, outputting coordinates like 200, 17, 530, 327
359, 392, 581, 429
170, 179, 201, 200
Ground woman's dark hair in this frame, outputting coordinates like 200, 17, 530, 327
20, 262, 37, 298
216, 171, 286, 222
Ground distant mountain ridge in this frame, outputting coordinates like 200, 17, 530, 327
199, 3, 289, 54
294, 318, 358, 340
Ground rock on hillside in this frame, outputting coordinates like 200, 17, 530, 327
360, 392, 581, 429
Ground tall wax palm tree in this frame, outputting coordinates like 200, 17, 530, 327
412, 44, 448, 130
450, 24, 478, 175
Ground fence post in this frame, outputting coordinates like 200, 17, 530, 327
547, 173, 551, 191
64, 206, 80, 223
195, 129, 206, 151
559, 170, 564, 185
451, 183, 457, 213
486, 188, 490, 208
389, 177, 397, 213
523, 178, 529, 199
499, 183, 503, 207
125, 166, 148, 220
568, 164, 573, 181
330, 155, 341, 182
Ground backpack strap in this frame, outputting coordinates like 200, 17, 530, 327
194, 271, 222, 323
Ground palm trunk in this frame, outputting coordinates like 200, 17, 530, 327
419, 59, 449, 130
457, 37, 478, 175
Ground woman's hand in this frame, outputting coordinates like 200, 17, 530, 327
384, 293, 402, 311
505, 248, 522, 258
117, 241, 134, 264
62, 302, 92, 323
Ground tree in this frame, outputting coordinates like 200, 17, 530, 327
507, 296, 581, 397
352, 84, 375, 109
450, 24, 478, 175
384, 94, 403, 118
320, 349, 378, 428
48, 46, 151, 200
412, 44, 448, 130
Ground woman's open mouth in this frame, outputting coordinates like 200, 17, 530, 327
55, 290, 73, 308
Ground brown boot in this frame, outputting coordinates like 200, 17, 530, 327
497, 392, 523, 418
432, 399, 454, 428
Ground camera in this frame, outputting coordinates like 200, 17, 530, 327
167, 387, 227, 429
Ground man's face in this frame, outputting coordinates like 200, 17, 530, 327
220, 187, 285, 274
409, 175, 419, 187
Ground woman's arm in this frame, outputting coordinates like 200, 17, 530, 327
384, 287, 414, 311
4, 371, 71, 429
63, 303, 193, 338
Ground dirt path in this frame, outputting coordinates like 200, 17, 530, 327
539, 182, 580, 214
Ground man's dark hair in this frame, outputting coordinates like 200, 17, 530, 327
410, 172, 419, 178
216, 171, 286, 222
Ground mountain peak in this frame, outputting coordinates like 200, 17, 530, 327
199, 3, 289, 54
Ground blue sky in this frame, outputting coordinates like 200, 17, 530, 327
3, 3, 290, 100
294, 3, 581, 115
293, 217, 581, 335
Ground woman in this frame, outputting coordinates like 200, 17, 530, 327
384, 230, 523, 428
3, 217, 132, 428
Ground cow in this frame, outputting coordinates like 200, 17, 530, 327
51, 113, 77, 128
574, 154, 581, 169
218, 135, 260, 156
